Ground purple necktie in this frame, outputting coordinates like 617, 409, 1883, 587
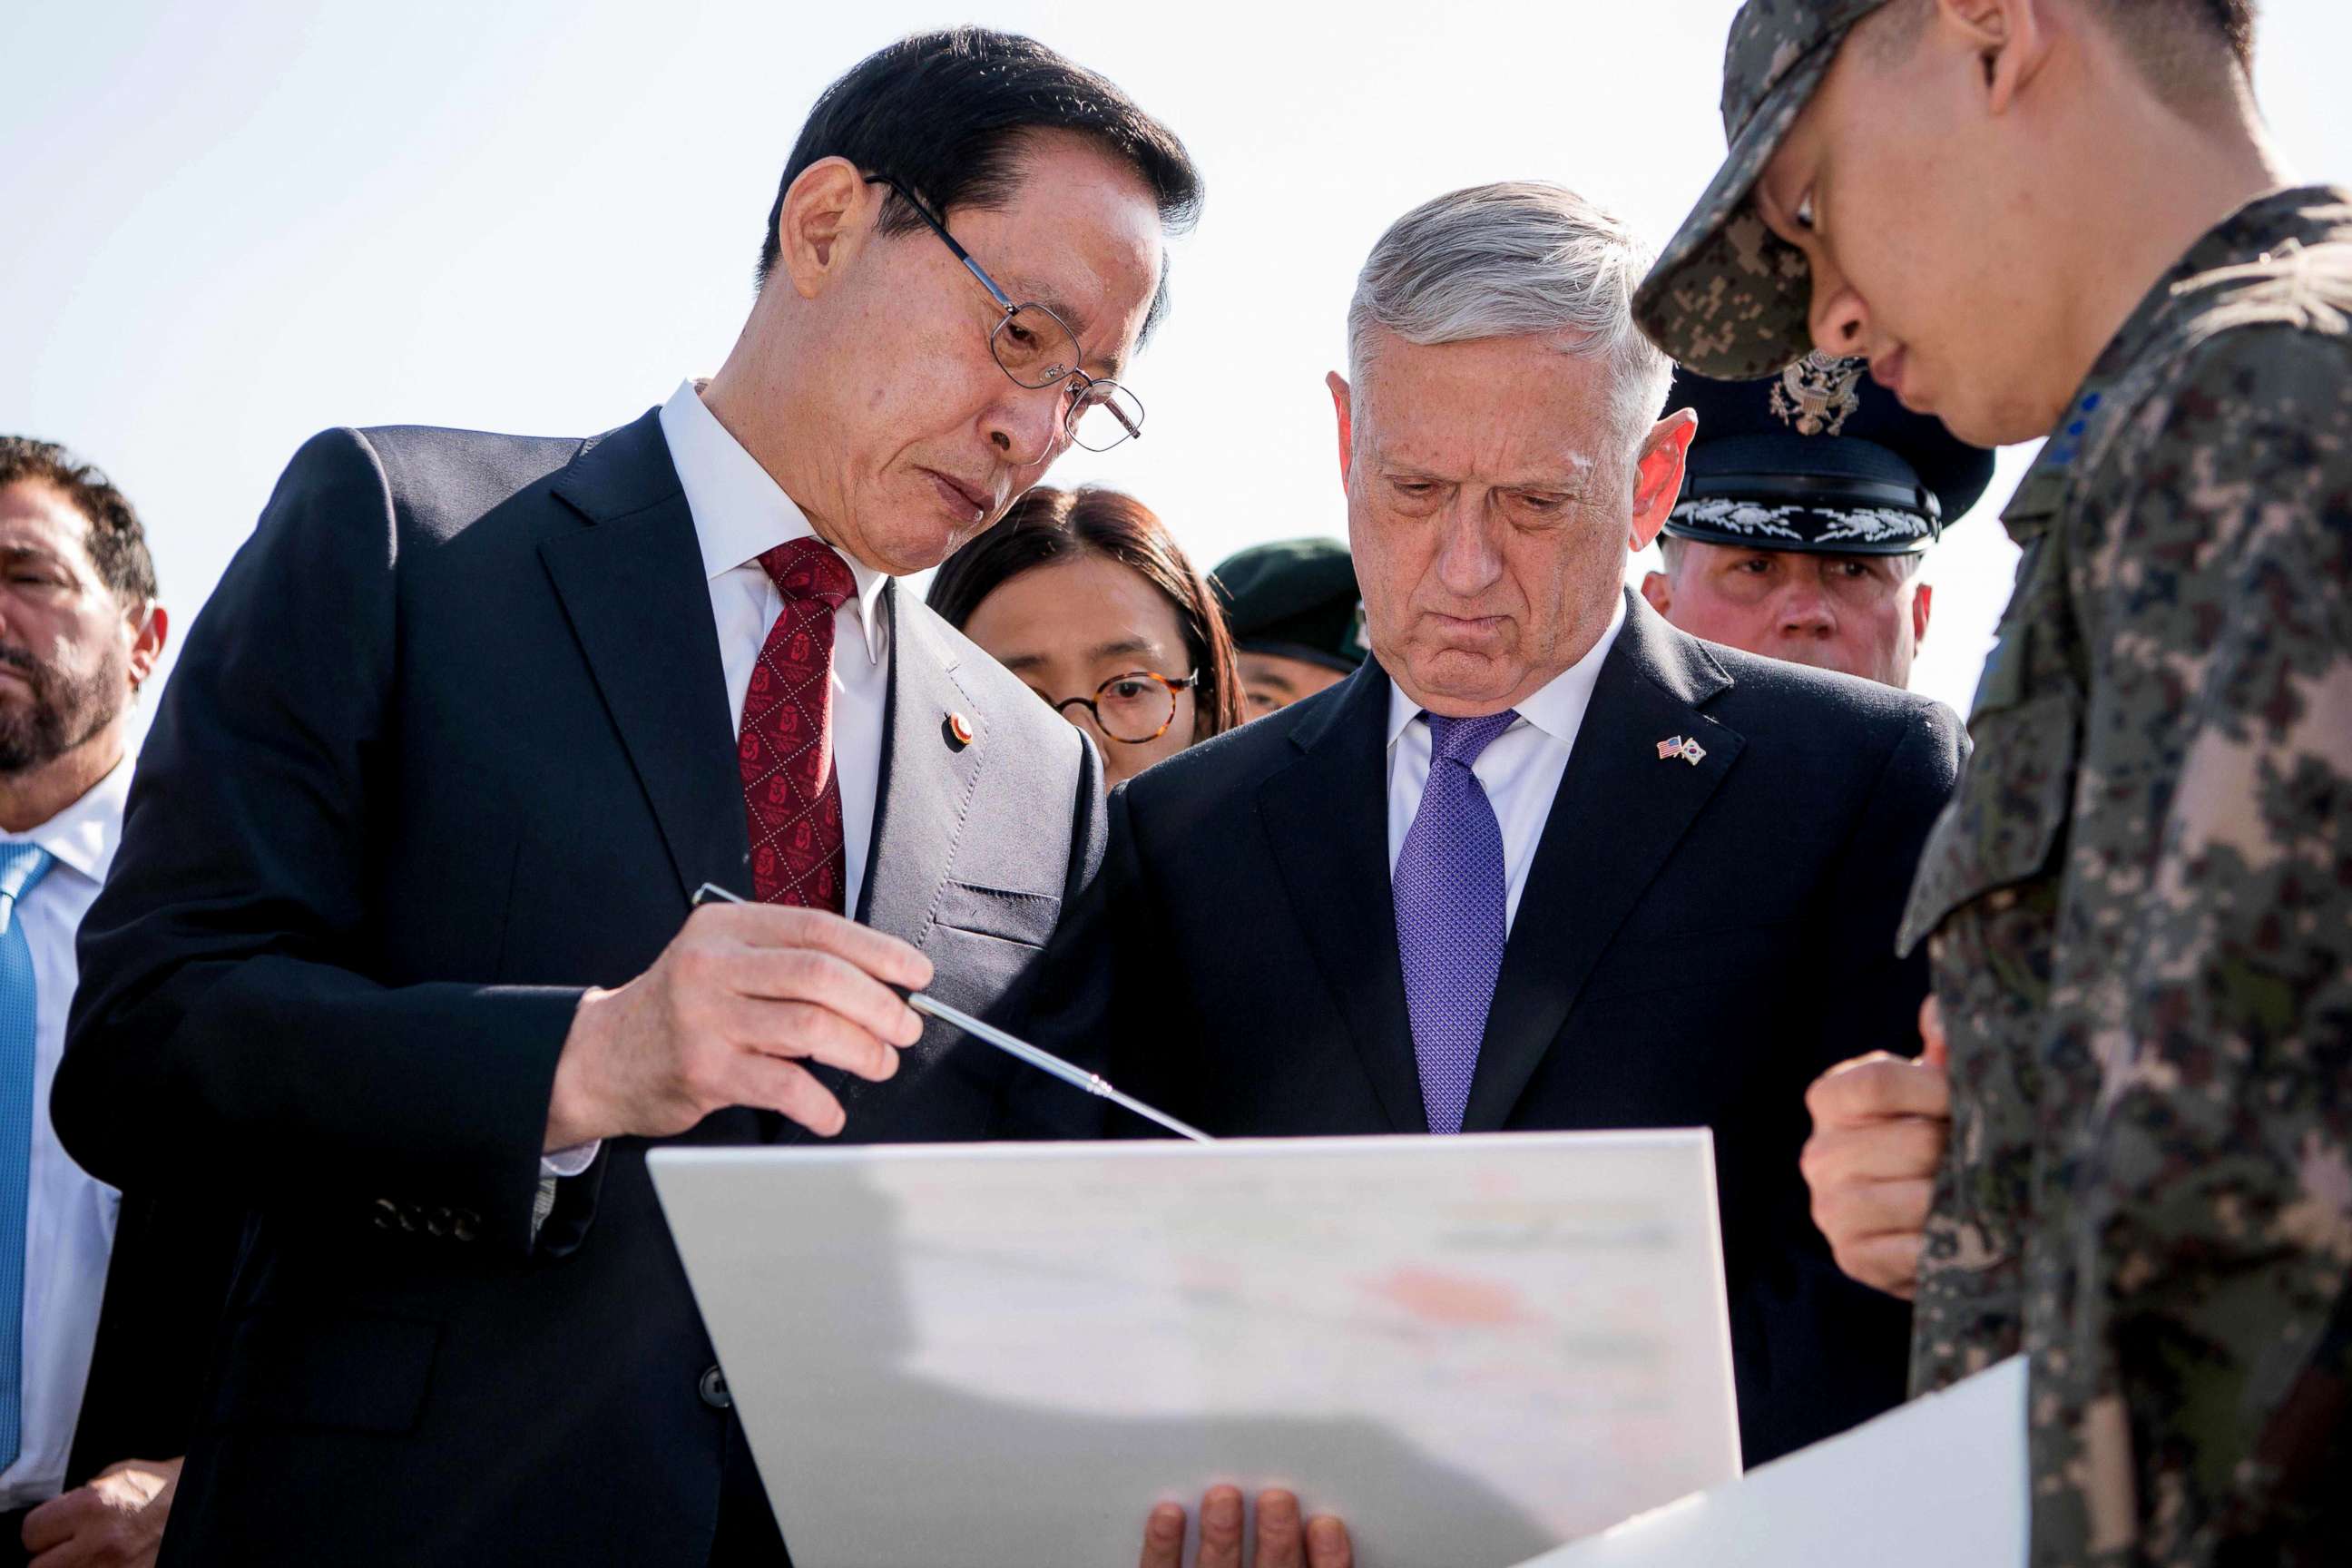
1393, 710, 1518, 1135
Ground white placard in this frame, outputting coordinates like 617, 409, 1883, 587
1513, 1357, 2028, 1568
652, 1132, 1740, 1568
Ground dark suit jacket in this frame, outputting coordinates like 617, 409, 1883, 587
1016, 593, 1963, 1466
51, 410, 1105, 1565
61, 1191, 246, 1488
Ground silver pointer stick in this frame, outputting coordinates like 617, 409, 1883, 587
691, 883, 1216, 1143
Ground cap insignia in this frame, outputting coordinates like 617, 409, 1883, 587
1769, 351, 1865, 437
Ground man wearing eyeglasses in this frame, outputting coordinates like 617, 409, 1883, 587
53, 29, 1196, 1567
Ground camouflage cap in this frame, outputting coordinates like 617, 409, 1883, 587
1633, 0, 1893, 379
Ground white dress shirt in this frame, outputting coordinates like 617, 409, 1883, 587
660, 378, 892, 915
0, 762, 130, 1508
540, 383, 895, 1184
1384, 593, 1626, 934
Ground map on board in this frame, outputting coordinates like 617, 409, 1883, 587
652, 1132, 1740, 1568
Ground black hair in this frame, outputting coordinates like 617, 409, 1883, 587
0, 436, 158, 603
758, 29, 1201, 336
926, 485, 1244, 742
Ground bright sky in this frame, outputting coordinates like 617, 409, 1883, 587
6, 0, 2347, 723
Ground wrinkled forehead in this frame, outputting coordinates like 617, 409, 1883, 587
1356, 332, 1641, 474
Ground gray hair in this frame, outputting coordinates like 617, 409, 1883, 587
1347, 181, 1676, 456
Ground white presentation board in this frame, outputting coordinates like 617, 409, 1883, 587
652, 1132, 1740, 1568
1514, 1356, 2027, 1568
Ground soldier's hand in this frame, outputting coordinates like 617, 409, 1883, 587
1799, 996, 1951, 1300
1141, 1487, 1351, 1568
544, 902, 931, 1148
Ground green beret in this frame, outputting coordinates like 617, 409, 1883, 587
1211, 537, 1367, 673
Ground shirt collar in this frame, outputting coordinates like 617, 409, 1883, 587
1384, 589, 1628, 750
2001, 185, 2352, 544
1, 757, 132, 886
2091, 185, 2350, 393
659, 378, 891, 665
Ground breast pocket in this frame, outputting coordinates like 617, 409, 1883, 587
1896, 691, 2080, 956
931, 880, 1063, 949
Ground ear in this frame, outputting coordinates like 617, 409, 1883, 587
1912, 578, 1934, 643
1629, 407, 1698, 551
1936, 0, 2049, 113
1327, 371, 1356, 486
776, 156, 882, 301
1639, 570, 1674, 619
125, 603, 169, 692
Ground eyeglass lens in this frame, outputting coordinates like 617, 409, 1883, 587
988, 309, 1142, 453
1090, 672, 1181, 743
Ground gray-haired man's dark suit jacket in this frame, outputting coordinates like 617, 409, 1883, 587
1016, 594, 1964, 1467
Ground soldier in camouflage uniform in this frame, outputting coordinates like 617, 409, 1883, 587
1635, 1, 2349, 1564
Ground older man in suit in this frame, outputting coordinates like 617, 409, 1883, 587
1055, 186, 1965, 1567
52, 28, 1198, 1567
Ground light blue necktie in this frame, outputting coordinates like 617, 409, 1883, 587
1392, 711, 1516, 1136
0, 842, 54, 1472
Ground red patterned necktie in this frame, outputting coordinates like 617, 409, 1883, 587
738, 537, 857, 911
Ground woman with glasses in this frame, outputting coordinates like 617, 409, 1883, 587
927, 486, 1242, 789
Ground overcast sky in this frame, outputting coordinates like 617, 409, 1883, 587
6, 0, 2347, 722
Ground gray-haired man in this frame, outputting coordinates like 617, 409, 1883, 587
1005, 181, 1966, 1564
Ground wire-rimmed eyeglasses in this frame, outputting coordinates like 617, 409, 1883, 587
1047, 670, 1198, 744
865, 174, 1144, 454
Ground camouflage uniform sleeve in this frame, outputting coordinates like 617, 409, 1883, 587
2067, 327, 2352, 1563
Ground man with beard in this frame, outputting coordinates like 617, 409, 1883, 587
1638, 357, 1994, 690
0, 438, 209, 1568
1638, 0, 2352, 1560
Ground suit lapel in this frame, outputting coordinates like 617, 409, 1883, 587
1257, 663, 1427, 1133
1461, 595, 1747, 1132
856, 583, 985, 944
542, 409, 746, 907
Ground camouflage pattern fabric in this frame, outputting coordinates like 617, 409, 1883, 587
1632, 0, 1893, 379
1898, 186, 2352, 1567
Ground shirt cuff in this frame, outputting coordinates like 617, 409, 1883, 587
540, 1142, 602, 1179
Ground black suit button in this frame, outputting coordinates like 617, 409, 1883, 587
451, 1210, 481, 1242
698, 1365, 732, 1409
425, 1207, 453, 1238
370, 1198, 399, 1231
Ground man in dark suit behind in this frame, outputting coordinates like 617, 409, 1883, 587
51, 29, 1200, 1566
1083, 186, 1965, 1565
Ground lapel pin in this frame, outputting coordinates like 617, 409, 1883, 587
943, 711, 975, 751
1657, 735, 1706, 766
